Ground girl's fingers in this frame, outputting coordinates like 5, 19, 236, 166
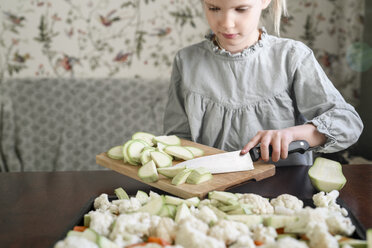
271, 137, 281, 162
259, 135, 272, 161
241, 134, 262, 154
280, 138, 291, 160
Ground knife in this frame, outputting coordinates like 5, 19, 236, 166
173, 140, 310, 174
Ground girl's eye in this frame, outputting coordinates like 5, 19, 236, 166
208, 7, 220, 12
236, 7, 249, 12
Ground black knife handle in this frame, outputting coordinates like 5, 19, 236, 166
249, 140, 310, 162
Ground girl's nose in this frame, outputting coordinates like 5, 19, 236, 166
219, 12, 235, 29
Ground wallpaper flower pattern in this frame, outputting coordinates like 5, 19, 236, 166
0, 0, 366, 105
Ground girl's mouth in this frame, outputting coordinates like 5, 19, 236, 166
222, 33, 237, 39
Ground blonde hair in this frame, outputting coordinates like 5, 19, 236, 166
269, 0, 288, 36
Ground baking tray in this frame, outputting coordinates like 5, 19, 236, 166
53, 194, 366, 247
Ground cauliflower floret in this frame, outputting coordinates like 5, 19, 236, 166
252, 224, 277, 244
208, 219, 251, 245
313, 191, 348, 216
326, 213, 355, 236
261, 237, 308, 248
306, 223, 338, 248
238, 194, 274, 214
88, 210, 115, 236
194, 206, 218, 226
94, 193, 112, 211
285, 207, 329, 233
177, 215, 209, 234
54, 235, 99, 248
117, 197, 142, 214
110, 212, 155, 245
270, 194, 303, 215
112, 234, 142, 248
229, 235, 255, 248
151, 217, 176, 244
175, 216, 225, 248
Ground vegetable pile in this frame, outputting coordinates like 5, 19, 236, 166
107, 132, 212, 185
54, 188, 370, 248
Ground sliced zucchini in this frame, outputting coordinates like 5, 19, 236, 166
150, 151, 173, 168
264, 215, 299, 229
367, 229, 372, 248
82, 228, 99, 243
122, 140, 135, 164
127, 139, 149, 165
226, 207, 252, 215
138, 160, 159, 183
164, 146, 194, 160
159, 205, 172, 217
308, 157, 347, 192
157, 165, 186, 178
208, 191, 238, 204
167, 204, 177, 218
67, 230, 83, 238
175, 203, 191, 222
156, 142, 167, 153
114, 187, 129, 200
153, 135, 181, 146
132, 132, 155, 146
184, 146, 204, 157
107, 145, 124, 160
138, 195, 164, 215
185, 196, 200, 207
338, 238, 367, 248
84, 214, 91, 227
218, 203, 241, 212
97, 234, 120, 248
171, 168, 193, 185
207, 205, 227, 219
135, 190, 149, 205
186, 167, 213, 184
226, 214, 263, 227
164, 195, 185, 205
140, 148, 155, 166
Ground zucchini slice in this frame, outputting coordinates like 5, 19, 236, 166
107, 145, 124, 160
164, 145, 194, 160
138, 160, 159, 183
308, 157, 347, 192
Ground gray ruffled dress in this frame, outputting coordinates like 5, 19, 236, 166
164, 28, 363, 166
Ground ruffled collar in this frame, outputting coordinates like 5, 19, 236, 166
205, 27, 268, 58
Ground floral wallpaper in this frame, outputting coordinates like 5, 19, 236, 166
0, 0, 367, 105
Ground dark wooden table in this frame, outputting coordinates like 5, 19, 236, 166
0, 165, 370, 248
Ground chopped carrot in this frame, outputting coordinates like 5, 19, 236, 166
147, 236, 171, 246
73, 226, 87, 232
276, 227, 285, 234
254, 240, 264, 246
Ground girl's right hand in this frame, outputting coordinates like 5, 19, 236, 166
240, 124, 326, 162
240, 129, 295, 162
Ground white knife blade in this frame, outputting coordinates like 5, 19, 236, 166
173, 151, 254, 174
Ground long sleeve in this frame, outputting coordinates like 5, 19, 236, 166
163, 54, 192, 140
291, 46, 363, 153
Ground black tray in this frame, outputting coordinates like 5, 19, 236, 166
54, 194, 366, 247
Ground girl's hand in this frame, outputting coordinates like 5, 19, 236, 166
240, 124, 327, 162
241, 129, 295, 162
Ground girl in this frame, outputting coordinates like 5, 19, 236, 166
163, 0, 363, 165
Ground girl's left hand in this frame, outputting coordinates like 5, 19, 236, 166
241, 129, 295, 162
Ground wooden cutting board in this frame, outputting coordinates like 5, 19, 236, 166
96, 139, 275, 199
